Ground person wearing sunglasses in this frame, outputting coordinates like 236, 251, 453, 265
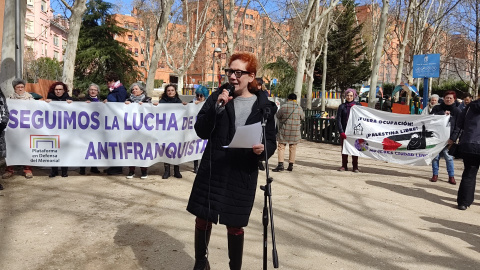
187, 52, 277, 270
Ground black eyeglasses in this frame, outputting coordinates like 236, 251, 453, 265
225, 69, 251, 78
196, 94, 204, 98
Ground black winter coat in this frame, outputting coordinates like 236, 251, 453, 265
106, 85, 127, 102
0, 91, 9, 158
187, 90, 277, 227
47, 92, 72, 101
336, 101, 360, 134
454, 99, 480, 155
159, 96, 183, 103
431, 102, 461, 136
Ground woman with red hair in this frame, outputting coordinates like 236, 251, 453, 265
430, 90, 461, 185
187, 52, 277, 270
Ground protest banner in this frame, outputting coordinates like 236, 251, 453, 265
342, 106, 450, 166
5, 100, 206, 166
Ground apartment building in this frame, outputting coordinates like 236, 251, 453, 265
24, 0, 68, 62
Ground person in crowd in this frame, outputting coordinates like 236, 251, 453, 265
0, 88, 9, 189
191, 85, 209, 174
382, 94, 392, 112
2, 79, 34, 179
103, 72, 127, 175
454, 96, 480, 210
187, 52, 277, 270
410, 95, 422, 114
79, 83, 102, 175
336, 88, 361, 172
421, 94, 439, 115
125, 82, 151, 179
430, 91, 461, 185
160, 84, 186, 179
46, 82, 72, 177
272, 93, 305, 172
458, 93, 473, 111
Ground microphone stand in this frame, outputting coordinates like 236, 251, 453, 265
260, 113, 279, 269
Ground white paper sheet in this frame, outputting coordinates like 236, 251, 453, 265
223, 122, 262, 148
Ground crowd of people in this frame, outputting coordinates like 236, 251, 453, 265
0, 52, 478, 270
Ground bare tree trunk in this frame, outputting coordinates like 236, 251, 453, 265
394, 0, 415, 100
60, 0, 87, 95
1, 0, 26, 97
321, 13, 330, 113
145, 0, 174, 97
368, 0, 390, 108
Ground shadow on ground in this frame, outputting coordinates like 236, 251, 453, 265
114, 223, 193, 270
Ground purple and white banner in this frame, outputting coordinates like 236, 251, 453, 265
5, 99, 206, 166
342, 106, 450, 166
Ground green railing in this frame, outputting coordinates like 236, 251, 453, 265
301, 116, 340, 145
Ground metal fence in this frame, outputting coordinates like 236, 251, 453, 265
301, 115, 340, 145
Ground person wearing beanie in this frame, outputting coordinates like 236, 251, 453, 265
336, 88, 361, 172
272, 93, 305, 172
3, 79, 33, 179
430, 90, 461, 185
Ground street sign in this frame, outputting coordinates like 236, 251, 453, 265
413, 54, 440, 78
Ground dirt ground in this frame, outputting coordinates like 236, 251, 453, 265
0, 140, 479, 270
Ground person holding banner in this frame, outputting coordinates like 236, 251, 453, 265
45, 82, 72, 177
160, 84, 186, 179
191, 85, 209, 174
455, 97, 480, 210
2, 79, 34, 179
125, 83, 151, 179
0, 88, 9, 189
79, 83, 102, 175
186, 52, 277, 270
430, 91, 461, 185
337, 89, 361, 172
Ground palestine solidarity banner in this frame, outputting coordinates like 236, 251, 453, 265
342, 106, 450, 166
5, 99, 207, 166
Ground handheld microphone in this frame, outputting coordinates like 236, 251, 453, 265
218, 83, 235, 107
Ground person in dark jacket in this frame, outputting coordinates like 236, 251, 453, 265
191, 85, 209, 174
186, 52, 277, 270
454, 97, 480, 210
0, 88, 9, 190
430, 90, 461, 185
103, 72, 127, 175
45, 82, 72, 177
79, 83, 102, 175
458, 93, 473, 111
125, 82, 151, 179
159, 84, 186, 179
336, 88, 361, 172
382, 95, 392, 112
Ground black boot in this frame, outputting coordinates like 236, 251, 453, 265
258, 161, 265, 171
174, 165, 182, 178
287, 163, 294, 171
193, 160, 199, 174
49, 167, 58, 178
61, 167, 68, 177
162, 164, 170, 179
228, 233, 244, 270
272, 162, 284, 172
79, 167, 86, 175
193, 228, 211, 270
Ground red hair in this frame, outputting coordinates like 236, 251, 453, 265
444, 90, 456, 100
49, 81, 68, 93
228, 52, 258, 93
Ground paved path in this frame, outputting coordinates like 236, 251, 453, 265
0, 141, 478, 269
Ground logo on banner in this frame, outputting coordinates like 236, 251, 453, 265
354, 139, 369, 151
30, 135, 60, 148
353, 123, 363, 135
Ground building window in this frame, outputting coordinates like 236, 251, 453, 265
27, 0, 34, 7
53, 35, 59, 46
62, 39, 67, 50
26, 20, 34, 33
140, 61, 145, 67
141, 48, 144, 54
54, 51, 59, 60
134, 36, 138, 42
41, 1, 46, 12
128, 35, 133, 41
44, 44, 48, 56
211, 31, 215, 37
250, 14, 253, 19
211, 43, 215, 48
134, 48, 138, 56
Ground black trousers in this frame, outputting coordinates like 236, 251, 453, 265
457, 153, 480, 207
